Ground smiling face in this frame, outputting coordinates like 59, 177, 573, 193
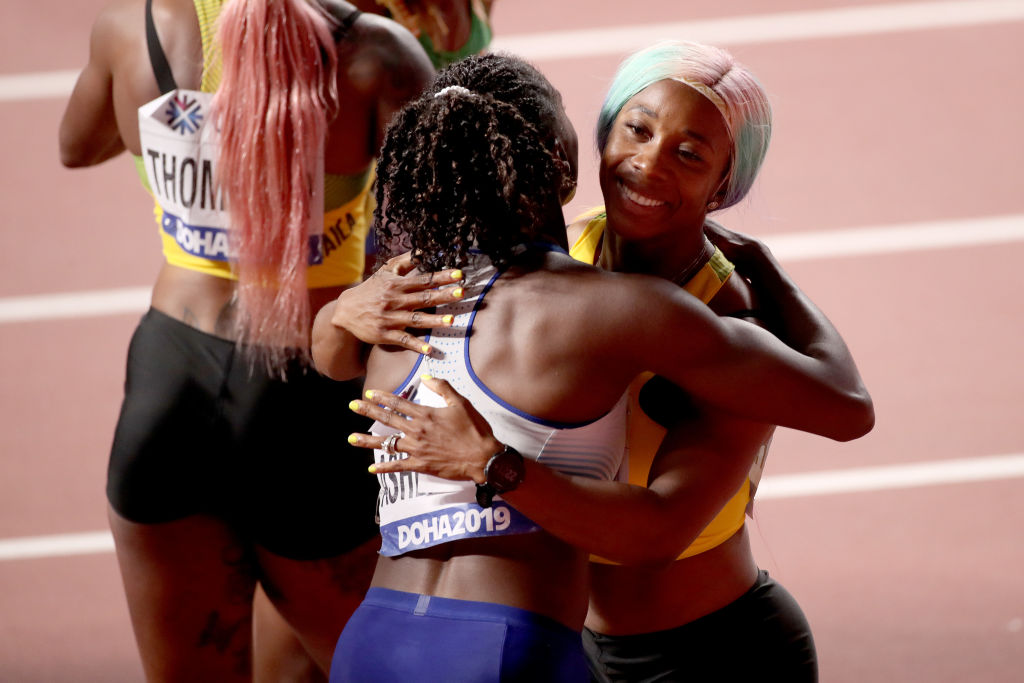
599, 79, 732, 246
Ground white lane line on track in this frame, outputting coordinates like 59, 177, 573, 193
770, 213, 1024, 262
3, 1, 1022, 102
0, 286, 152, 323
758, 453, 1024, 499
0, 531, 114, 561
2, 213, 1022, 325
491, 0, 1024, 61
0, 70, 79, 102
2, 452, 1022, 561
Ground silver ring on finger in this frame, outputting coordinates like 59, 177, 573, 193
382, 433, 401, 457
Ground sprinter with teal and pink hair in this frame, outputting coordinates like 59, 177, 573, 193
577, 40, 823, 682
59, 0, 433, 678
596, 39, 772, 212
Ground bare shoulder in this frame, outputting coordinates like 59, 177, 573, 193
87, 0, 200, 80
604, 268, 706, 318
532, 256, 707, 341
335, 6, 434, 96
89, 0, 143, 48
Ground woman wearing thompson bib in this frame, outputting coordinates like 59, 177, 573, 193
58, 0, 432, 678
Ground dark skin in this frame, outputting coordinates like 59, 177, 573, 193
332, 79, 872, 640
58, 0, 433, 678
311, 252, 467, 381
344, 227, 848, 635
324, 223, 871, 632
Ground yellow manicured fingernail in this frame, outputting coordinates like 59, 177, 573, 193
365, 390, 375, 399
421, 344, 431, 354
349, 400, 361, 411
348, 434, 359, 444
420, 374, 432, 381
368, 464, 377, 474
450, 270, 463, 280
442, 315, 454, 326
452, 287, 464, 298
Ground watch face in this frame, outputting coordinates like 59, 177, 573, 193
491, 464, 519, 489
486, 447, 524, 492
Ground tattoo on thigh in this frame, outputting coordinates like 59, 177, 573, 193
197, 611, 248, 653
197, 610, 252, 675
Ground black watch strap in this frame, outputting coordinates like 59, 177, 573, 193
475, 482, 498, 509
475, 445, 525, 508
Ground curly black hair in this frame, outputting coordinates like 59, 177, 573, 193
374, 85, 562, 272
431, 53, 565, 148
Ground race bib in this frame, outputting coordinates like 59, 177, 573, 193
373, 380, 540, 557
138, 89, 324, 264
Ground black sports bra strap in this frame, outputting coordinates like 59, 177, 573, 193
327, 5, 362, 42
145, 0, 178, 94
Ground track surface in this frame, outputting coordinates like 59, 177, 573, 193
1, 1, 1022, 680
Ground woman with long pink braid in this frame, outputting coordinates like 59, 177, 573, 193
58, 0, 433, 678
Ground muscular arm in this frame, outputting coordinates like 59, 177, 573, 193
311, 298, 367, 380
59, 2, 131, 167
630, 274, 872, 442
703, 221, 874, 439
506, 409, 768, 564
346, 13, 434, 152
352, 261, 869, 442
352, 378, 766, 564
311, 255, 466, 380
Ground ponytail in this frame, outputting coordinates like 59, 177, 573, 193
375, 88, 561, 273
214, 0, 339, 372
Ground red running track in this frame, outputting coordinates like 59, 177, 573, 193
1, 1, 1022, 680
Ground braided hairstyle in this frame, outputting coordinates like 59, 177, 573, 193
215, 0, 340, 372
374, 86, 562, 272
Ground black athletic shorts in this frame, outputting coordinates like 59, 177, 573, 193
107, 308, 379, 560
583, 570, 818, 682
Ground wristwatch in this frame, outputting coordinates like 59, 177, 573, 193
475, 444, 525, 508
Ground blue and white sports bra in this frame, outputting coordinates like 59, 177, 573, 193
371, 250, 628, 557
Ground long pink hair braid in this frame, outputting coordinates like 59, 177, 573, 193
214, 0, 339, 373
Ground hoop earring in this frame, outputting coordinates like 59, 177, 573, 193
561, 175, 578, 204
555, 156, 577, 204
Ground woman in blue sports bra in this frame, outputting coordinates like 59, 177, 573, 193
58, 0, 433, 678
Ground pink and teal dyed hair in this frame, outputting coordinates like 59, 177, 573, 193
214, 0, 340, 371
596, 40, 772, 211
